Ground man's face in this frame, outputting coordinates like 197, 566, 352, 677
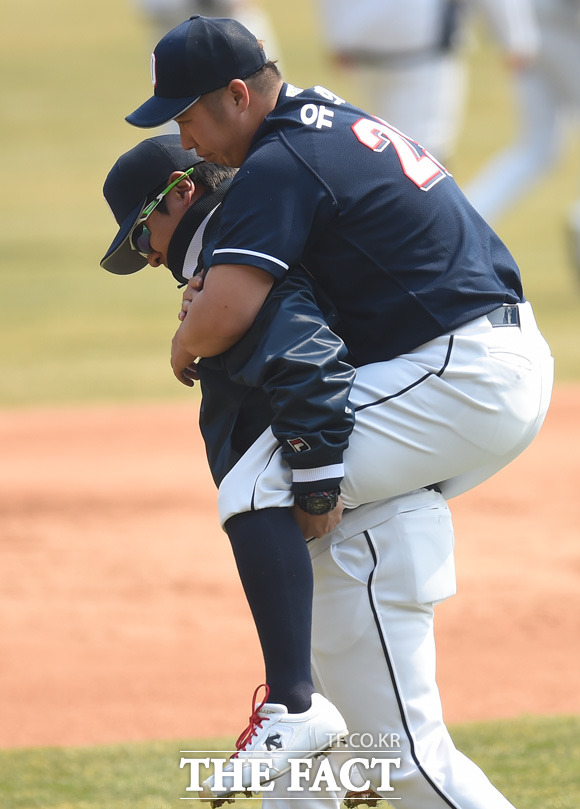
174, 90, 250, 168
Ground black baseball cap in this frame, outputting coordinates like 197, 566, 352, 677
126, 15, 268, 129
100, 135, 204, 275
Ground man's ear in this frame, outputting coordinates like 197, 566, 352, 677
226, 79, 250, 112
167, 171, 196, 203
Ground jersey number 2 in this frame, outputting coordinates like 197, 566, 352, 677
351, 116, 449, 191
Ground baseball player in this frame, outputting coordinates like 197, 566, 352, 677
125, 15, 553, 497
313, 0, 539, 162
102, 134, 550, 808
100, 135, 353, 785
464, 0, 580, 272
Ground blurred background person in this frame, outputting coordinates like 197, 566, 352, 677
464, 0, 580, 274
132, 0, 281, 59
313, 0, 538, 164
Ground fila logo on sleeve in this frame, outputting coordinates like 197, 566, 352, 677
287, 437, 311, 453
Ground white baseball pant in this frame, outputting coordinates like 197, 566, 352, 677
264, 492, 519, 809
217, 302, 554, 526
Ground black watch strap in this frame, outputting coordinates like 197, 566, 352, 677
295, 488, 340, 516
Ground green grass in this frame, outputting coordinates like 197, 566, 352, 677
0, 716, 578, 808
1, 1, 579, 407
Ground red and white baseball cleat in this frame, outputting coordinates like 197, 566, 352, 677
200, 684, 348, 802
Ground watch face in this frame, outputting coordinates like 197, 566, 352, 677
296, 489, 339, 515
307, 497, 331, 515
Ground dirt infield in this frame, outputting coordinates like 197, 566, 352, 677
0, 386, 579, 749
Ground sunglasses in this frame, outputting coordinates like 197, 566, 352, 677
129, 167, 195, 257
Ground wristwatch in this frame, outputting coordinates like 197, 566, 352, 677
295, 488, 340, 516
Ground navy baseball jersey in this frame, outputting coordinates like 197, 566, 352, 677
210, 84, 523, 364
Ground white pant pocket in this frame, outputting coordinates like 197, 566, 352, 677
328, 492, 457, 606
367, 496, 457, 605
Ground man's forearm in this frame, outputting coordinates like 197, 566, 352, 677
177, 263, 275, 358
177, 295, 242, 358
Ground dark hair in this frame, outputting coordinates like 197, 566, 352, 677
195, 161, 237, 192
154, 162, 237, 214
244, 61, 283, 95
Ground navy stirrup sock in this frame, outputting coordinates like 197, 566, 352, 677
225, 508, 315, 714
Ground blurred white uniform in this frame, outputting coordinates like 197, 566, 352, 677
315, 0, 538, 161
465, 0, 580, 270
133, 0, 281, 58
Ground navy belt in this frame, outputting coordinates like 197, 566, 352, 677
486, 304, 520, 327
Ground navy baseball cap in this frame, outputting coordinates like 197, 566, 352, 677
100, 135, 204, 275
126, 15, 268, 129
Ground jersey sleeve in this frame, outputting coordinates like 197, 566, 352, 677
209, 139, 336, 280
222, 271, 355, 493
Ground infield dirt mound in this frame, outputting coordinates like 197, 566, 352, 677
0, 386, 579, 748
